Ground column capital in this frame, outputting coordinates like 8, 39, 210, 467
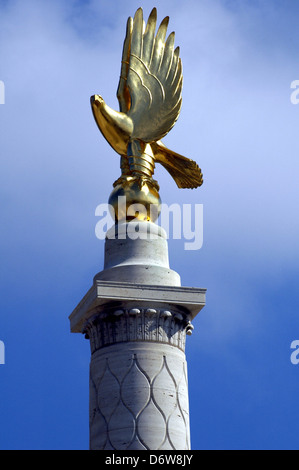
69, 280, 206, 335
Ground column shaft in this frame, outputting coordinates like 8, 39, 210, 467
89, 341, 190, 450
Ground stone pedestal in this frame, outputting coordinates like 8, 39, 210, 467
69, 222, 206, 450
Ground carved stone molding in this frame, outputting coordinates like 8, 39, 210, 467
83, 306, 194, 353
69, 280, 206, 334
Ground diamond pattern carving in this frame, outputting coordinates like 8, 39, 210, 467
89, 348, 190, 450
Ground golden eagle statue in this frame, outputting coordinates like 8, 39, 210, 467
91, 7, 203, 221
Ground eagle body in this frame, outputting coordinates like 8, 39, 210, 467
91, 8, 203, 190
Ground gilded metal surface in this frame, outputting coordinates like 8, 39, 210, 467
108, 178, 161, 222
91, 7, 203, 221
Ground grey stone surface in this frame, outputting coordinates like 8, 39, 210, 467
94, 221, 181, 286
69, 222, 206, 450
89, 342, 190, 450
84, 306, 191, 354
69, 281, 206, 334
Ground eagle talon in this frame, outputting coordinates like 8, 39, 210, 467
113, 175, 159, 192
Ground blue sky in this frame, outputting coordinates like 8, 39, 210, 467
0, 0, 299, 450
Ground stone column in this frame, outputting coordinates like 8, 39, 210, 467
69, 222, 206, 450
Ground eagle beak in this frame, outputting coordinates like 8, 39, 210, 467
90, 94, 104, 107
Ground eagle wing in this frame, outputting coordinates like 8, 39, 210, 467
117, 15, 133, 114
153, 141, 203, 189
117, 7, 183, 143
